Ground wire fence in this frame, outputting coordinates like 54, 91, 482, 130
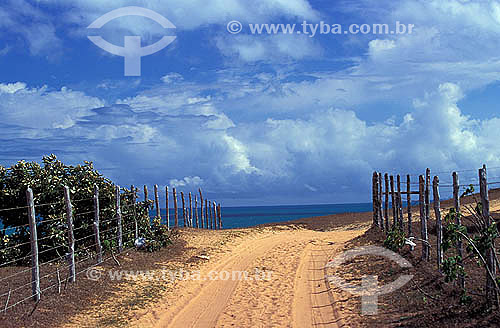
372, 164, 500, 307
0, 183, 223, 313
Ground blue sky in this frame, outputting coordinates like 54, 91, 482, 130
1, 0, 500, 206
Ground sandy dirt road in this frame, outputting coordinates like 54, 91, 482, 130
133, 228, 364, 328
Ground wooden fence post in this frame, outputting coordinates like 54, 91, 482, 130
144, 185, 148, 203
116, 186, 123, 252
195, 196, 199, 228
189, 192, 193, 227
199, 189, 204, 227
218, 204, 222, 229
419, 175, 429, 260
384, 173, 389, 232
480, 166, 498, 307
173, 188, 178, 228
433, 176, 443, 270
154, 184, 160, 221
26, 188, 40, 302
407, 175, 412, 236
64, 186, 76, 283
390, 175, 396, 229
378, 173, 383, 229
397, 175, 403, 230
205, 199, 209, 229
372, 172, 378, 226
209, 201, 213, 230
165, 186, 170, 230
93, 185, 103, 263
425, 168, 431, 222
453, 172, 465, 290
181, 192, 186, 227
131, 185, 138, 240
213, 202, 217, 230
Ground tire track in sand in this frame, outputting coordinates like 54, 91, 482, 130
160, 233, 286, 328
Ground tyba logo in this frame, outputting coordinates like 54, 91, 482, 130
87, 6, 176, 76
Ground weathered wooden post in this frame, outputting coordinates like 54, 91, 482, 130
480, 166, 497, 307
384, 173, 389, 232
93, 185, 103, 263
181, 192, 186, 227
425, 168, 431, 221
131, 185, 138, 240
372, 172, 378, 226
419, 175, 429, 260
154, 184, 160, 222
195, 196, 199, 228
116, 186, 123, 252
199, 189, 204, 227
205, 199, 209, 229
173, 188, 178, 228
218, 204, 222, 229
189, 192, 193, 227
144, 185, 149, 203
378, 172, 383, 229
213, 201, 217, 230
407, 175, 412, 236
64, 186, 76, 283
26, 188, 40, 302
165, 186, 170, 230
433, 176, 443, 270
390, 175, 396, 229
453, 172, 464, 290
209, 201, 213, 230
397, 175, 403, 230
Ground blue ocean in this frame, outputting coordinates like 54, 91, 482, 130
157, 203, 373, 229
0, 203, 373, 233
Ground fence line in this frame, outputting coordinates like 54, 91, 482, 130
372, 164, 500, 308
0, 182, 224, 313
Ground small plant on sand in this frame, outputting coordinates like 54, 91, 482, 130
441, 185, 500, 306
384, 227, 406, 252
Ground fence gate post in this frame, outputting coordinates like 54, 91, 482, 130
390, 175, 396, 228
26, 187, 40, 302
433, 176, 443, 271
397, 175, 403, 230
407, 175, 412, 236
453, 172, 465, 290
419, 175, 429, 260
63, 186, 76, 283
93, 185, 103, 263
116, 186, 123, 252
480, 165, 498, 307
